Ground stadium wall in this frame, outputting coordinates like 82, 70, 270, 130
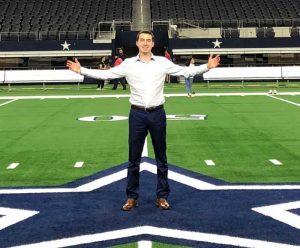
1, 66, 300, 85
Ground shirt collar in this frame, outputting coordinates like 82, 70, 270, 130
135, 53, 156, 62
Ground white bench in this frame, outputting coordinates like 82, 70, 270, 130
0, 71, 4, 83
281, 66, 300, 79
1, 66, 300, 85
203, 66, 284, 81
2, 69, 83, 84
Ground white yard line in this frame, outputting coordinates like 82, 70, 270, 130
0, 92, 299, 101
268, 95, 300, 107
0, 99, 18, 107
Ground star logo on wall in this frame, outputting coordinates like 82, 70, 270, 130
61, 41, 71, 51
212, 39, 222, 48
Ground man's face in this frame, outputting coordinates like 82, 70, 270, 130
136, 33, 154, 54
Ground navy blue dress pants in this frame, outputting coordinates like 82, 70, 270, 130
126, 107, 170, 200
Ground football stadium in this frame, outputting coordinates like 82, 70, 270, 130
0, 0, 300, 247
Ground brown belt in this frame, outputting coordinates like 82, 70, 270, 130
131, 104, 164, 112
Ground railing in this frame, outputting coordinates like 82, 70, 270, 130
151, 20, 170, 31
96, 20, 132, 40
0, 30, 93, 41
165, 18, 300, 29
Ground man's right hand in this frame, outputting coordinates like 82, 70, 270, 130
66, 58, 81, 74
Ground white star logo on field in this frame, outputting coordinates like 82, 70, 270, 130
212, 39, 222, 48
1, 159, 300, 247
61, 41, 71, 51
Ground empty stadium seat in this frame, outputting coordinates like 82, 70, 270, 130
151, 0, 300, 29
0, 0, 132, 40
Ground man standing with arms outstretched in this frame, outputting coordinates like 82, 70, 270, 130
67, 31, 220, 211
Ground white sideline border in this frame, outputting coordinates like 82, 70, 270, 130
0, 92, 300, 101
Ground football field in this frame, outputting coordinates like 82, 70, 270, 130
0, 89, 299, 187
0, 86, 300, 247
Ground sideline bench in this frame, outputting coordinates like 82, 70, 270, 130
1, 67, 300, 87
203, 66, 300, 81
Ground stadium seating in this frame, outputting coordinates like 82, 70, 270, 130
1, 0, 299, 41
151, 0, 300, 28
0, 0, 132, 40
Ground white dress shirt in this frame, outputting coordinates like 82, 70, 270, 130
80, 54, 208, 108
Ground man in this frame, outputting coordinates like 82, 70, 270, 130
67, 31, 220, 211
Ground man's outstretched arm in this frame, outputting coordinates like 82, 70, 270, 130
67, 58, 126, 80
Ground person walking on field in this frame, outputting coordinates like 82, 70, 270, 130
185, 57, 196, 97
67, 31, 220, 211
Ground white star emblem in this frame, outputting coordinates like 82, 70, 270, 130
212, 39, 222, 48
61, 41, 71, 51
1, 161, 300, 247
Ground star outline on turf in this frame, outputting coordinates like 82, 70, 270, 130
1, 157, 300, 248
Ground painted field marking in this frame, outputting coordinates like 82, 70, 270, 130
138, 240, 152, 248
0, 207, 39, 231
10, 225, 300, 248
0, 99, 18, 107
142, 137, 148, 157
269, 159, 282, 166
1, 92, 300, 101
268, 95, 300, 107
74, 161, 84, 168
7, 163, 20, 170
205, 160, 215, 166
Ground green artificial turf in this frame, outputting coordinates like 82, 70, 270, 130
0, 88, 299, 187
163, 95, 300, 183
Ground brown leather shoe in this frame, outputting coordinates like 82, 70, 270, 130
156, 198, 171, 210
122, 198, 138, 211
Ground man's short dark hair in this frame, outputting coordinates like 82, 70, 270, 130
136, 31, 155, 41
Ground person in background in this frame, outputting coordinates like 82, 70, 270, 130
97, 56, 110, 90
117, 48, 127, 61
117, 48, 128, 86
66, 31, 220, 211
185, 57, 196, 97
112, 55, 126, 90
164, 49, 172, 83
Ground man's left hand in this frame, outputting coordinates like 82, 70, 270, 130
207, 54, 220, 69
